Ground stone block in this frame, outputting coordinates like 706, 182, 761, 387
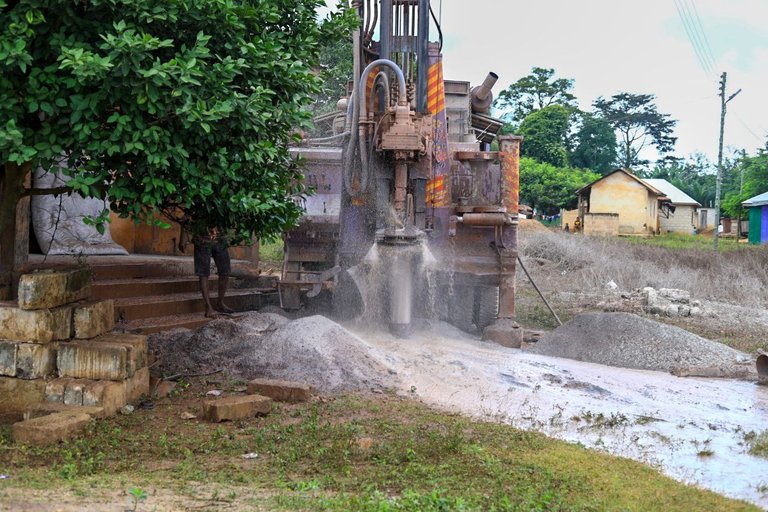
63, 379, 91, 406
83, 380, 125, 416
482, 318, 523, 349
58, 338, 128, 381
97, 333, 147, 374
12, 411, 92, 446
45, 377, 71, 403
150, 377, 176, 398
0, 340, 18, 376
247, 378, 312, 403
18, 269, 91, 310
0, 305, 73, 343
643, 287, 659, 307
16, 343, 57, 379
659, 288, 690, 304
73, 300, 115, 339
0, 376, 46, 415
203, 394, 272, 422
124, 366, 150, 403
24, 402, 106, 420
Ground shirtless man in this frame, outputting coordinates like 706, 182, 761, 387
179, 224, 234, 318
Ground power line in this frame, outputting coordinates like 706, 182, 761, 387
680, 0, 716, 72
686, 0, 717, 69
734, 114, 766, 145
673, 0, 714, 76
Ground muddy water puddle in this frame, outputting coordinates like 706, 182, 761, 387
353, 324, 768, 508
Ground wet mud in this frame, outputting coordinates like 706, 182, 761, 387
355, 322, 768, 508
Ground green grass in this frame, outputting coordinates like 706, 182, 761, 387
0, 389, 758, 511
745, 430, 768, 458
259, 238, 284, 269
622, 232, 747, 251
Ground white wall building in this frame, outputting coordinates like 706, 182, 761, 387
643, 179, 701, 234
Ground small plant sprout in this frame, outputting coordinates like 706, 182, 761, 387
127, 487, 148, 512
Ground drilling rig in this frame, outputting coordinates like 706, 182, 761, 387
282, 0, 522, 347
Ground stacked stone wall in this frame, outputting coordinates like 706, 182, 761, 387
0, 269, 148, 445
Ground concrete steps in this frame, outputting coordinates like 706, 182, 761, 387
120, 313, 213, 335
92, 276, 218, 300
82, 258, 269, 334
115, 289, 263, 322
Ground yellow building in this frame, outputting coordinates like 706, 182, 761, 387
575, 169, 665, 236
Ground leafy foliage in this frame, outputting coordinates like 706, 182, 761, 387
0, 0, 353, 243
593, 93, 677, 171
722, 150, 768, 217
517, 105, 571, 167
519, 157, 600, 214
494, 67, 576, 126
569, 112, 618, 175
647, 154, 715, 206
309, 36, 353, 116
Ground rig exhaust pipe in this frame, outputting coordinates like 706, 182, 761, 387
471, 72, 498, 114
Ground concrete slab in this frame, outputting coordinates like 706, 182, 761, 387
73, 300, 115, 339
24, 402, 106, 420
16, 343, 57, 379
0, 304, 73, 343
247, 378, 312, 403
12, 411, 92, 446
203, 394, 271, 422
0, 376, 46, 416
18, 269, 91, 310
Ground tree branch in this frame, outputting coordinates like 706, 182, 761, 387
22, 186, 73, 197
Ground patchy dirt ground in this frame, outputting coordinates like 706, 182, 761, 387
140, 309, 768, 508
515, 223, 768, 356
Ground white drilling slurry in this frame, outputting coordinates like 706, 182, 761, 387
350, 321, 768, 509
151, 312, 768, 507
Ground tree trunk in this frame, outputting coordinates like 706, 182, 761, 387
0, 161, 32, 299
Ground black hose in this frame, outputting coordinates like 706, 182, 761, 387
429, 3, 443, 53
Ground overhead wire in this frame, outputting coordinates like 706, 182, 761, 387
679, 0, 716, 72
673, 0, 713, 76
734, 114, 767, 145
687, 0, 717, 69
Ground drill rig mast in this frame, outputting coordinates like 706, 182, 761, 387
283, 0, 523, 347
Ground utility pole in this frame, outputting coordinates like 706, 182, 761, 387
713, 71, 741, 251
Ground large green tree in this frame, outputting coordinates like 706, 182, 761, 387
569, 112, 618, 175
310, 37, 352, 116
494, 67, 576, 126
722, 149, 768, 218
593, 93, 677, 170
0, 0, 351, 270
517, 105, 571, 167
519, 157, 599, 214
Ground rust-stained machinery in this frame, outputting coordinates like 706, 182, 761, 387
283, 0, 522, 346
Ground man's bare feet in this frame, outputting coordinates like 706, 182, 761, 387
205, 308, 218, 318
217, 303, 235, 314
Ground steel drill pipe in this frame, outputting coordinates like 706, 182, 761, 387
457, 213, 513, 227
758, 352, 768, 385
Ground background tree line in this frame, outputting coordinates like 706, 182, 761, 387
495, 66, 767, 221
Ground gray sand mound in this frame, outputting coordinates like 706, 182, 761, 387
529, 312, 756, 378
149, 312, 398, 393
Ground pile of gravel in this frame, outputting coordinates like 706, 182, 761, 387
149, 312, 398, 393
528, 312, 756, 379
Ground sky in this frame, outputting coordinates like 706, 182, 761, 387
321, 0, 768, 167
